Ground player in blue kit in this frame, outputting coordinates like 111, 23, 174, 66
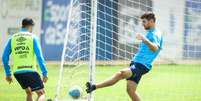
86, 12, 163, 101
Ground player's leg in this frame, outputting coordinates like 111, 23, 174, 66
25, 87, 33, 101
14, 73, 33, 101
96, 68, 132, 88
30, 72, 45, 101
86, 68, 133, 93
126, 62, 149, 101
35, 89, 45, 101
127, 80, 141, 101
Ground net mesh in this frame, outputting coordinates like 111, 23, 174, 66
57, 0, 201, 100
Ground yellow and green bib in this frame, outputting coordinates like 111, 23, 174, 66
11, 32, 37, 73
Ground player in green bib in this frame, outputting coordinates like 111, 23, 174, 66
2, 18, 48, 101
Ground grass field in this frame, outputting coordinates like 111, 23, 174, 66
0, 64, 201, 101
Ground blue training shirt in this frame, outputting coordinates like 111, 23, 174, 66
2, 28, 48, 77
132, 28, 163, 70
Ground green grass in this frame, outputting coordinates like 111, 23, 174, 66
0, 64, 201, 101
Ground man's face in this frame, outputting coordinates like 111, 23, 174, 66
142, 19, 153, 30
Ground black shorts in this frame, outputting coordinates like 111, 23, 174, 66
126, 62, 150, 84
14, 72, 44, 91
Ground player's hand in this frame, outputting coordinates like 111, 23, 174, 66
136, 34, 146, 41
6, 76, 13, 84
43, 76, 48, 83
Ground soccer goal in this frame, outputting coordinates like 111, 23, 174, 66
54, 0, 97, 100
54, 0, 201, 101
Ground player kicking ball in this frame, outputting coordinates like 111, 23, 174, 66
86, 12, 163, 101
2, 18, 48, 101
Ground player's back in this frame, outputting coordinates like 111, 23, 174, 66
11, 32, 37, 72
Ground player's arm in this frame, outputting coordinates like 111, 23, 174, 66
33, 36, 48, 82
136, 34, 159, 52
2, 38, 13, 83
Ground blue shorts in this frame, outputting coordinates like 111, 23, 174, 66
126, 62, 149, 84
14, 72, 44, 91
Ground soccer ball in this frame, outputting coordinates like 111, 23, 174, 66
68, 85, 83, 99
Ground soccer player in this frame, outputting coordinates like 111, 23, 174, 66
2, 18, 48, 101
86, 12, 163, 101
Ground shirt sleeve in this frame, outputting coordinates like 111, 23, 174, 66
2, 38, 12, 77
148, 33, 163, 49
33, 36, 48, 77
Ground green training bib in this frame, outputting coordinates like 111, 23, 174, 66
11, 32, 37, 73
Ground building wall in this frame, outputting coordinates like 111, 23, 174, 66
0, 0, 42, 59
153, 0, 185, 60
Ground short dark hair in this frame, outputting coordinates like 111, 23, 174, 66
22, 18, 34, 28
140, 12, 156, 22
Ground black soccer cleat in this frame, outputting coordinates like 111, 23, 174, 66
47, 99, 52, 101
86, 82, 96, 93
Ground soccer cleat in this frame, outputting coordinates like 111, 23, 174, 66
47, 99, 52, 101
86, 82, 96, 93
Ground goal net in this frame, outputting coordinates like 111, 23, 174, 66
55, 0, 201, 100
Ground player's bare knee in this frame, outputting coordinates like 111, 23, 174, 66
26, 91, 32, 96
37, 92, 44, 96
25, 88, 32, 96
119, 70, 127, 78
36, 89, 45, 96
115, 72, 122, 78
115, 71, 124, 79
